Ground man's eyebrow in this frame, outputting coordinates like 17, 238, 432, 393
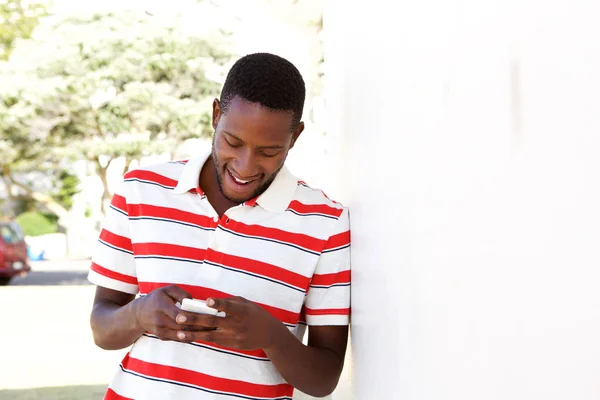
223, 130, 286, 150
223, 130, 242, 141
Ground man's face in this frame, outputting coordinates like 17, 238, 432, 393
211, 96, 303, 204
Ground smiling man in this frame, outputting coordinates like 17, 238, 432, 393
88, 53, 351, 400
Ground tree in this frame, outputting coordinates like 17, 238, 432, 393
0, 0, 46, 61
1, 8, 230, 215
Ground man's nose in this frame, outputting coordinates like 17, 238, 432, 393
232, 148, 259, 178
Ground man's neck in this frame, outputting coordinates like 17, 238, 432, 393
199, 156, 239, 217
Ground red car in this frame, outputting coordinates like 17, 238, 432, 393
0, 221, 31, 285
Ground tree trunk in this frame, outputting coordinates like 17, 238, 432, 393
1, 166, 15, 212
123, 157, 133, 174
95, 157, 112, 216
7, 173, 69, 220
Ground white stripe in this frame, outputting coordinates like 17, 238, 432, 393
130, 335, 287, 386
130, 219, 212, 248
305, 285, 350, 310
305, 314, 349, 326
102, 207, 131, 237
92, 251, 136, 283
88, 269, 138, 294
204, 260, 305, 292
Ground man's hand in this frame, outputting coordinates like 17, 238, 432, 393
134, 285, 214, 341
173, 296, 280, 350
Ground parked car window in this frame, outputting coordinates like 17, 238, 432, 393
0, 224, 19, 244
9, 222, 24, 241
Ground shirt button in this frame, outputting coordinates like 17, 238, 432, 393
213, 216, 219, 223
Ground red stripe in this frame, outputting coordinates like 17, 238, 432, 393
100, 229, 133, 253
304, 307, 350, 316
124, 170, 178, 188
110, 194, 128, 214
127, 203, 215, 229
104, 388, 132, 400
91, 262, 138, 285
287, 200, 343, 218
144, 331, 268, 359
311, 270, 351, 286
228, 219, 326, 254
132, 242, 207, 262
323, 230, 350, 251
144, 330, 268, 359
139, 282, 299, 325
121, 354, 293, 398
210, 251, 311, 290
194, 338, 268, 359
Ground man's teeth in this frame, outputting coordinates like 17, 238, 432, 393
233, 175, 250, 184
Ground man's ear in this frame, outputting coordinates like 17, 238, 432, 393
290, 121, 305, 149
212, 99, 221, 130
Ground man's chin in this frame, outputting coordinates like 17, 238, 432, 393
221, 185, 259, 204
223, 192, 253, 204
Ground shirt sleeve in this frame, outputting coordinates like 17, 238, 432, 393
304, 207, 351, 326
87, 178, 139, 294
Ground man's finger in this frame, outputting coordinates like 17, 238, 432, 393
206, 296, 246, 315
180, 328, 233, 345
175, 312, 228, 329
152, 326, 187, 342
153, 312, 185, 331
162, 285, 193, 303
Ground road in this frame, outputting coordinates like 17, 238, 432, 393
0, 259, 318, 399
0, 258, 125, 399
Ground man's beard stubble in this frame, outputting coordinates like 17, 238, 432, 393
211, 138, 282, 204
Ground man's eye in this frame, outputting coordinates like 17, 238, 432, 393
225, 139, 241, 148
261, 151, 280, 158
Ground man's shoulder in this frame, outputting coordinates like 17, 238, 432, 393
122, 159, 189, 189
291, 180, 348, 220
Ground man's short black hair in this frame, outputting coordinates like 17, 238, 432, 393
219, 53, 306, 129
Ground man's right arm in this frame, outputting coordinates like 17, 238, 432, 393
90, 285, 202, 350
90, 286, 143, 350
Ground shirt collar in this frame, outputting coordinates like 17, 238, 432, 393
172, 148, 211, 195
253, 165, 298, 213
172, 151, 298, 213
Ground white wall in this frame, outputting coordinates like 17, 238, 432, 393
324, 1, 600, 399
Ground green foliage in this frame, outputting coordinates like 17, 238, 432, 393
0, 7, 230, 215
11, 10, 227, 156
12, 194, 35, 214
52, 169, 80, 210
15, 210, 57, 236
0, 0, 46, 61
1, 8, 228, 167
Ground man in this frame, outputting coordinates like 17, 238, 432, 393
89, 53, 350, 400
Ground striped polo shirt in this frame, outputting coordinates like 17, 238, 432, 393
88, 151, 351, 400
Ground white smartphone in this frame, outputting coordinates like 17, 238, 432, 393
176, 298, 226, 317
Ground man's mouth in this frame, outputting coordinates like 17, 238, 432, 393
227, 168, 257, 186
